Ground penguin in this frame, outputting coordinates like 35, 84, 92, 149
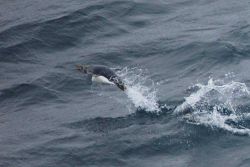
76, 64, 126, 91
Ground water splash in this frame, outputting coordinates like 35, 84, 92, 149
175, 78, 250, 135
117, 67, 160, 112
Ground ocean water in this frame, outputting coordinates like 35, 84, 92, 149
1, 0, 250, 166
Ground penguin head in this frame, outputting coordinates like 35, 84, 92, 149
76, 64, 89, 74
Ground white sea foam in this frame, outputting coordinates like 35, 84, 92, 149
175, 78, 250, 135
117, 67, 160, 112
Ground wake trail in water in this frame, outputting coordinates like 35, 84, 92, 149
100, 67, 250, 135
175, 77, 250, 135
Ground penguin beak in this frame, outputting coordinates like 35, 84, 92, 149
76, 64, 83, 71
76, 64, 88, 73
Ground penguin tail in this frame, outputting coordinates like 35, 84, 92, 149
116, 83, 127, 91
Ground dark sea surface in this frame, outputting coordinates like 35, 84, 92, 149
1, 0, 250, 167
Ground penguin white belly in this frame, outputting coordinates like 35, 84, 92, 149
91, 75, 115, 85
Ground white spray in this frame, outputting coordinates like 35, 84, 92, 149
117, 67, 160, 112
175, 78, 250, 135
